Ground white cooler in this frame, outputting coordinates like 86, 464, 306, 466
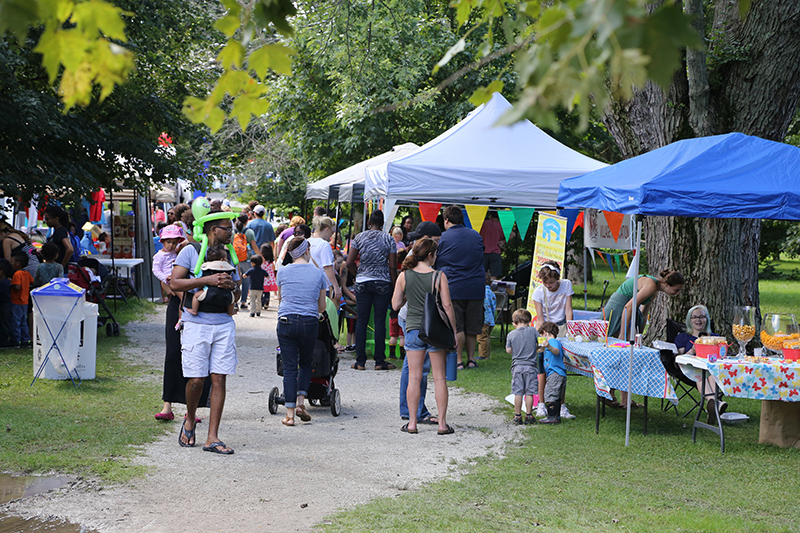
33, 301, 98, 380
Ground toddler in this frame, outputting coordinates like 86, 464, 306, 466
391, 226, 406, 254
187, 246, 236, 316
243, 254, 267, 317
476, 270, 496, 360
10, 252, 34, 347
34, 242, 64, 287
152, 224, 185, 304
537, 321, 569, 424
505, 309, 539, 425
260, 244, 277, 310
0, 259, 13, 347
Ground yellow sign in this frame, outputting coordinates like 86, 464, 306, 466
526, 213, 568, 324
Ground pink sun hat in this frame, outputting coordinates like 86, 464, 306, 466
159, 224, 185, 240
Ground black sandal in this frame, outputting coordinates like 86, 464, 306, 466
466, 360, 478, 369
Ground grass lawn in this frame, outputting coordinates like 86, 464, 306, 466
323, 260, 800, 532
0, 299, 170, 482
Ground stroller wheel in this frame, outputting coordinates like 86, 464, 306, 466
106, 323, 114, 337
330, 388, 341, 417
268, 387, 279, 415
112, 323, 120, 336
309, 399, 319, 406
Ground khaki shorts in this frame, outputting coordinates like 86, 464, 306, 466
181, 320, 238, 377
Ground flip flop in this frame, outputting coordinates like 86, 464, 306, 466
401, 423, 418, 434
178, 420, 197, 447
351, 363, 366, 370
419, 415, 439, 425
437, 424, 455, 435
202, 441, 234, 455
155, 412, 174, 421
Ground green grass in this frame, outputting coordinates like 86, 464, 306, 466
0, 299, 169, 482
322, 261, 800, 532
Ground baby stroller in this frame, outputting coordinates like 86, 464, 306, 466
66, 257, 120, 336
268, 312, 341, 417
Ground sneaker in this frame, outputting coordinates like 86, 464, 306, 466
345, 345, 356, 353
524, 414, 536, 425
513, 414, 523, 425
560, 404, 576, 419
250, 313, 255, 317
256, 313, 261, 316
536, 403, 547, 417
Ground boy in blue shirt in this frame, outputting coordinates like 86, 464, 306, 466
537, 321, 568, 424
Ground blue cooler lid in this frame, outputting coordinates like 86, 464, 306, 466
31, 278, 86, 298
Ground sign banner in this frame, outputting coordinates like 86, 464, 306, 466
526, 213, 568, 324
584, 208, 634, 250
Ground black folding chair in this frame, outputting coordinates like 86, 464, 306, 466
658, 318, 703, 418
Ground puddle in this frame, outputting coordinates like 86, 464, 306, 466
0, 475, 92, 532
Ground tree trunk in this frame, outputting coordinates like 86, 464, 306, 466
603, 0, 800, 342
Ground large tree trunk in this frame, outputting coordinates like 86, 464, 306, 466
603, 0, 800, 341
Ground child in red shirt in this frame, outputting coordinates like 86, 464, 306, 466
10, 252, 34, 346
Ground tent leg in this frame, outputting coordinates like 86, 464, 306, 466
584, 246, 588, 311
624, 217, 643, 447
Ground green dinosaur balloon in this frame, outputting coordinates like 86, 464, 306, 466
192, 210, 239, 276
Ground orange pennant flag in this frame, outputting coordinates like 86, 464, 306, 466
418, 202, 442, 222
602, 211, 625, 242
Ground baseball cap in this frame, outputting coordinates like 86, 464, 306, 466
254, 204, 266, 215
407, 221, 441, 240
159, 224, 185, 240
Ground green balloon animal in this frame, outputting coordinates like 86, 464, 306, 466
190, 198, 239, 276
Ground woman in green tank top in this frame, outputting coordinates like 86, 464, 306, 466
392, 237, 457, 435
603, 269, 685, 339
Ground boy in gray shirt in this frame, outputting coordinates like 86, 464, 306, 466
505, 308, 540, 424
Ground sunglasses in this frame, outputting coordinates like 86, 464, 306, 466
213, 225, 233, 232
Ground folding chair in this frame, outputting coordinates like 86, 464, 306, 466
658, 318, 703, 418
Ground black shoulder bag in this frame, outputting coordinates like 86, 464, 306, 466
418, 270, 456, 350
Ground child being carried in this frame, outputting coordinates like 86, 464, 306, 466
187, 245, 237, 316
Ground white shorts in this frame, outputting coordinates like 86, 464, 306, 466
181, 320, 238, 377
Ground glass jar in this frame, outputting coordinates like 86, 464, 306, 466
760, 313, 799, 356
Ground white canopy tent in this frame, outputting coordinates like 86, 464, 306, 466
305, 143, 419, 200
364, 93, 607, 207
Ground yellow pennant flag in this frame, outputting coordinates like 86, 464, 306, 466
464, 205, 489, 234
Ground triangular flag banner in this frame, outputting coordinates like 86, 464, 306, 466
573, 211, 585, 234
602, 211, 625, 242
512, 208, 535, 240
465, 205, 489, 234
622, 252, 630, 267
461, 208, 471, 229
596, 250, 608, 267
587, 246, 597, 268
560, 209, 580, 239
418, 202, 442, 222
606, 253, 616, 278
614, 253, 621, 273
497, 210, 515, 241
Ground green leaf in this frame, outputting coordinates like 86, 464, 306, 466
73, 0, 129, 42
455, 0, 473, 27
253, 0, 296, 37
214, 14, 240, 37
433, 38, 465, 73
248, 43, 293, 78
217, 40, 245, 69
0, 0, 39, 41
219, 0, 241, 16
738, 0, 751, 20
468, 80, 504, 107
639, 2, 703, 88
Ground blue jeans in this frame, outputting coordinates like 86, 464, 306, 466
277, 314, 318, 408
355, 280, 392, 367
239, 260, 251, 304
12, 303, 29, 344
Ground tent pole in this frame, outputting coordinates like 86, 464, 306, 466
584, 246, 588, 311
624, 216, 643, 447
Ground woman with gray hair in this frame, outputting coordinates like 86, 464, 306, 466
275, 237, 328, 426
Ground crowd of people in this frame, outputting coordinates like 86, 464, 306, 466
2, 198, 701, 455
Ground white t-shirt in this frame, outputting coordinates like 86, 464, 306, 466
308, 237, 334, 270
532, 279, 574, 324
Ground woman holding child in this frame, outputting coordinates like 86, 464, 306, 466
391, 237, 457, 435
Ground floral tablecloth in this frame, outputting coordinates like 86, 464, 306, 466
678, 356, 800, 401
561, 340, 677, 401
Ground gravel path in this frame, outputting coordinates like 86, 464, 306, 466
3, 304, 520, 532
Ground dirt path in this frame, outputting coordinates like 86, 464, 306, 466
3, 305, 519, 532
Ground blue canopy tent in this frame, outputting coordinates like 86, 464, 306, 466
557, 132, 800, 446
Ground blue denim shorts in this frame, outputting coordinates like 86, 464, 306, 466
405, 328, 444, 353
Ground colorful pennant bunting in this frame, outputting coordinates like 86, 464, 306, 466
602, 211, 625, 242
497, 210, 516, 241
512, 207, 535, 240
465, 205, 489, 234
418, 202, 442, 222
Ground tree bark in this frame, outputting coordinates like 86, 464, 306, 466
603, 0, 800, 341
